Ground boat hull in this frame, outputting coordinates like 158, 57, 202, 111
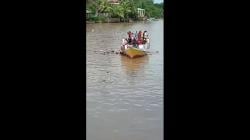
121, 47, 147, 58
120, 38, 150, 58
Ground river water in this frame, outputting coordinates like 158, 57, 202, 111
86, 20, 164, 140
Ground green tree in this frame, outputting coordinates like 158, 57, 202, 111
87, 0, 111, 16
111, 4, 124, 18
86, 0, 164, 21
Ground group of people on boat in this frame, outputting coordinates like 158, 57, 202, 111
125, 30, 149, 46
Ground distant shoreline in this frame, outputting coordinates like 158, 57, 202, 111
86, 18, 163, 24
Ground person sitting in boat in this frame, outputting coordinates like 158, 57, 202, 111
143, 31, 149, 44
138, 31, 142, 41
137, 37, 143, 45
143, 31, 148, 38
127, 31, 132, 37
137, 38, 145, 50
127, 31, 132, 44
140, 31, 144, 42
134, 31, 138, 40
122, 38, 127, 45
131, 34, 137, 47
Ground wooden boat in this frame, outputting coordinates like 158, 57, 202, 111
120, 38, 150, 58
121, 46, 147, 58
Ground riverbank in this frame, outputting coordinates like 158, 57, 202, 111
86, 17, 162, 24
86, 17, 138, 24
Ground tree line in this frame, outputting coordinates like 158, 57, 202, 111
86, 0, 163, 21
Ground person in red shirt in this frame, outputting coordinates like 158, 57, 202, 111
137, 38, 142, 45
138, 31, 142, 40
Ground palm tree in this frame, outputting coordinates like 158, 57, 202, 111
120, 0, 132, 21
130, 0, 137, 17
87, 0, 111, 16
111, 4, 124, 19
110, 0, 134, 21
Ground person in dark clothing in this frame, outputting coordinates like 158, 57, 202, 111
135, 31, 138, 40
143, 31, 148, 43
132, 36, 137, 47
127, 31, 132, 44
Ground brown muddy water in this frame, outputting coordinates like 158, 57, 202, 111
87, 20, 163, 140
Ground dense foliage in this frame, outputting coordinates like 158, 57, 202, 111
86, 0, 163, 20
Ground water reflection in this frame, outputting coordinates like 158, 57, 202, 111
120, 55, 149, 76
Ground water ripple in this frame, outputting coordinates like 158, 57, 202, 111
87, 20, 164, 140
